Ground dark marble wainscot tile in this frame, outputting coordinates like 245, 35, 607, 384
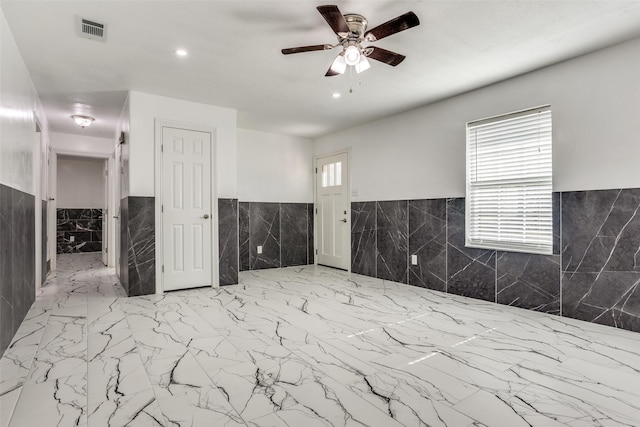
218, 199, 238, 285
10, 189, 36, 345
352, 201, 376, 233
562, 271, 640, 331
408, 199, 447, 291
250, 203, 281, 270
239, 202, 250, 271
496, 251, 560, 314
351, 230, 376, 277
351, 202, 376, 277
1, 184, 13, 355
41, 200, 48, 283
376, 200, 408, 284
446, 197, 496, 302
81, 242, 102, 253
561, 189, 640, 273
281, 203, 308, 267
552, 192, 560, 255
57, 231, 90, 253
119, 197, 129, 294
57, 207, 99, 220
307, 203, 314, 265
561, 188, 640, 331
127, 197, 155, 296
56, 208, 103, 254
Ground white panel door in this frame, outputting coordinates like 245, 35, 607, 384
316, 152, 349, 270
162, 127, 212, 291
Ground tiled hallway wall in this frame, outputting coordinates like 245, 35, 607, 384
351, 188, 640, 333
218, 199, 239, 285
0, 184, 36, 356
239, 202, 314, 272
56, 208, 103, 253
118, 196, 155, 297
116, 198, 312, 293
42, 201, 48, 283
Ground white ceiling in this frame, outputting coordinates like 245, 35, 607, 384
3, 1, 640, 140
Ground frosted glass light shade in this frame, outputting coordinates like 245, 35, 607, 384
355, 56, 370, 73
344, 45, 361, 66
71, 115, 94, 128
330, 55, 347, 74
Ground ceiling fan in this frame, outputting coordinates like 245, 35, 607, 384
282, 5, 420, 76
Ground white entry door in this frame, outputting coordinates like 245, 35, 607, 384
162, 127, 213, 291
316, 152, 350, 270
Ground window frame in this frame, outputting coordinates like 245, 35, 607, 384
465, 105, 553, 255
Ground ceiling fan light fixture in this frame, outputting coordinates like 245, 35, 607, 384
71, 114, 94, 128
344, 45, 361, 66
355, 56, 370, 73
330, 55, 347, 74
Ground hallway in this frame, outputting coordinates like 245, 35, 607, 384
1, 253, 639, 426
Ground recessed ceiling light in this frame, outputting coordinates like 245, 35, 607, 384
332, 92, 341, 98
175, 49, 188, 57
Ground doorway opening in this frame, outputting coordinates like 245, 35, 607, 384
54, 154, 110, 263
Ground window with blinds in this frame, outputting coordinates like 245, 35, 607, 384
466, 106, 552, 254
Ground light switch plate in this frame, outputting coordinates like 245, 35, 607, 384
411, 254, 417, 265
257, 245, 263, 254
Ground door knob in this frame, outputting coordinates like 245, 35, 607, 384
203, 214, 210, 219
340, 218, 347, 223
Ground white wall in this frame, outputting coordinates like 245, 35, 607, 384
1, 8, 51, 287
0, 9, 47, 194
314, 37, 640, 201
237, 129, 313, 203
128, 91, 237, 198
49, 132, 114, 158
56, 156, 105, 209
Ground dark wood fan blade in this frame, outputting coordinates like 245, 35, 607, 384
325, 66, 340, 77
364, 11, 419, 41
282, 45, 330, 55
367, 47, 406, 66
317, 5, 350, 36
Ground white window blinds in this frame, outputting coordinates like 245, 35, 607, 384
466, 106, 552, 254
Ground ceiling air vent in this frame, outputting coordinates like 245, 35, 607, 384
76, 17, 107, 42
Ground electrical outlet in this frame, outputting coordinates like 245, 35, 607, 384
257, 245, 263, 254
411, 254, 417, 265
70, 235, 75, 242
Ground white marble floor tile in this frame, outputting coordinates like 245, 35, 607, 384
206, 361, 297, 421
9, 372, 87, 427
0, 343, 37, 395
87, 297, 127, 333
454, 389, 566, 426
88, 351, 151, 404
246, 404, 334, 427
0, 387, 20, 427
3, 253, 640, 427
26, 313, 87, 385
88, 387, 164, 427
187, 335, 251, 371
156, 385, 246, 427
507, 360, 640, 423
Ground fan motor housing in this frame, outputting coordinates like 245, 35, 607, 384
344, 14, 368, 38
